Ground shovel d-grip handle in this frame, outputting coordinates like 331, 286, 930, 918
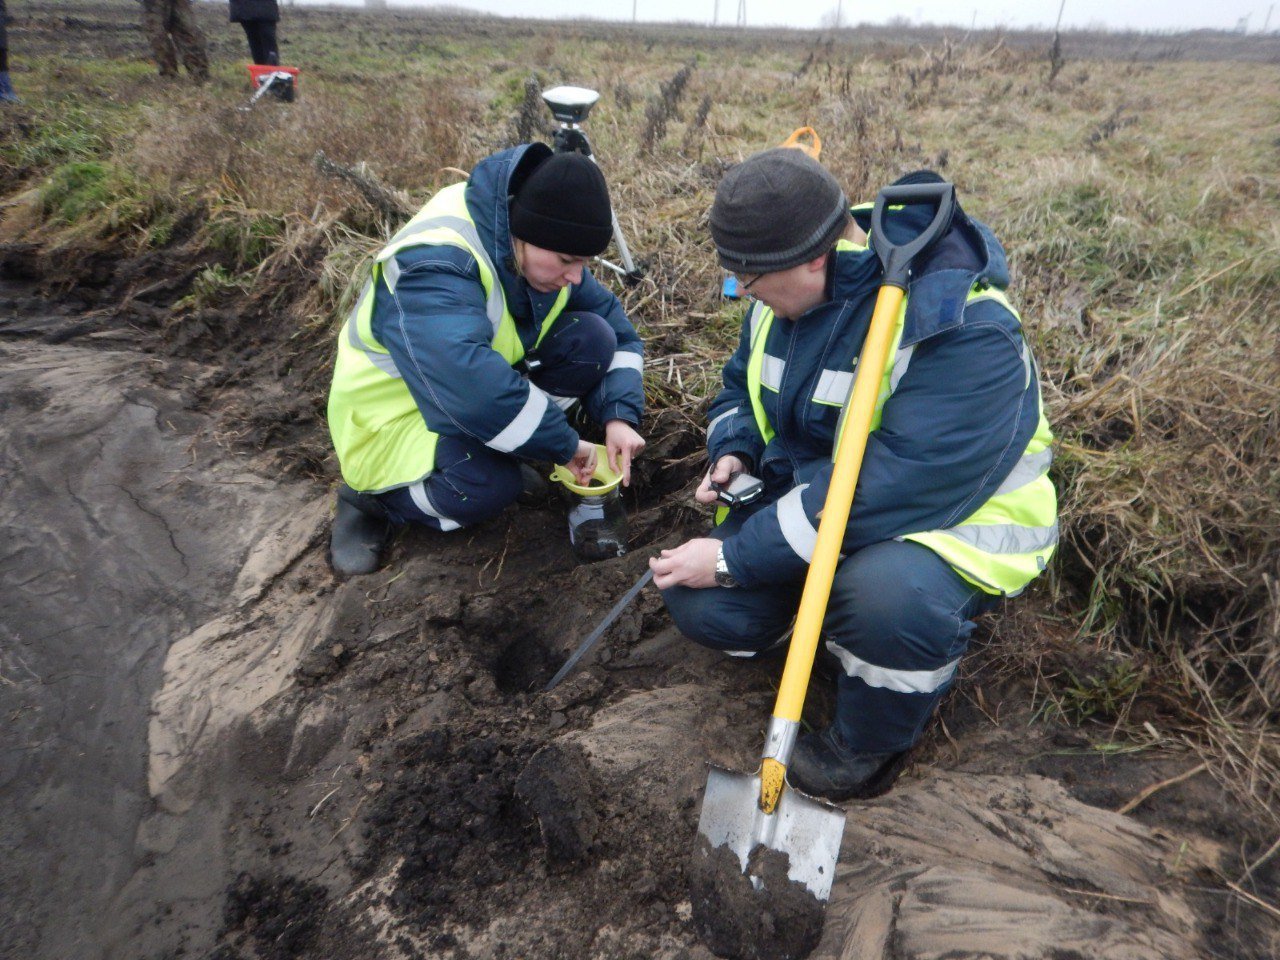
871, 182, 956, 289
758, 181, 956, 816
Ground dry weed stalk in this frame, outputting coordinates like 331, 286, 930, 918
312, 151, 413, 224
1085, 105, 1138, 148
1048, 31, 1066, 86
512, 74, 548, 146
640, 62, 695, 154
680, 95, 714, 158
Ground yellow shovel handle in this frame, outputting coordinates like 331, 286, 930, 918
757, 283, 904, 812
774, 283, 906, 723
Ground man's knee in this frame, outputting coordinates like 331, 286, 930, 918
661, 584, 790, 656
826, 541, 985, 667
662, 585, 724, 647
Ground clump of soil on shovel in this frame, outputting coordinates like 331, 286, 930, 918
687, 836, 825, 960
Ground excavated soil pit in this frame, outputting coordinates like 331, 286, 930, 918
492, 635, 559, 694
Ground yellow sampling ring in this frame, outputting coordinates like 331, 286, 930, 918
550, 443, 623, 496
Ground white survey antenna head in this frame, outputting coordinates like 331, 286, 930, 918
542, 86, 601, 125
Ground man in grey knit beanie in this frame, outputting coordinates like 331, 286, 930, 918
708, 148, 863, 322
650, 150, 1057, 803
711, 147, 852, 279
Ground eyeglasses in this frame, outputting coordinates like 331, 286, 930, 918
734, 272, 764, 291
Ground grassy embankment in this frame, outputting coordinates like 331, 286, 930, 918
4, 2, 1280, 817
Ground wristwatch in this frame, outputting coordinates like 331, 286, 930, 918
714, 545, 739, 589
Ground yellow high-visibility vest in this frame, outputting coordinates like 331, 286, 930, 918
327, 182, 567, 493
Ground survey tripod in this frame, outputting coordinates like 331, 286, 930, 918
542, 85, 645, 286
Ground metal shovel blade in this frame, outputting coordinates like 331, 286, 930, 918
698, 764, 846, 902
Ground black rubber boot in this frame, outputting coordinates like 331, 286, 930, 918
329, 484, 393, 577
787, 726, 908, 802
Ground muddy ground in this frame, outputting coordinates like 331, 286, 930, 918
3, 228, 1278, 960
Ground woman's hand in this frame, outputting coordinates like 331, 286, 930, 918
604, 420, 646, 487
563, 439, 598, 486
695, 454, 748, 505
648, 538, 721, 590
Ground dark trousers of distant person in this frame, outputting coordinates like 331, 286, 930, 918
240, 20, 278, 65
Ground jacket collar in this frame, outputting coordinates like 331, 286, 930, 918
845, 199, 1011, 346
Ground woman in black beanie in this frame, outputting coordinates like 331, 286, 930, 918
230, 0, 280, 66
326, 144, 647, 576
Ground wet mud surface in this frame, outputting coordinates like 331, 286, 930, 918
0, 331, 315, 956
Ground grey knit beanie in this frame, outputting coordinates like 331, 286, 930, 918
710, 148, 850, 274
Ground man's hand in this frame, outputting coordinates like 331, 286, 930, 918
695, 454, 748, 505
604, 420, 645, 487
649, 537, 720, 590
562, 439, 598, 486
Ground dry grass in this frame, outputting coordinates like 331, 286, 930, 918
5, 2, 1280, 817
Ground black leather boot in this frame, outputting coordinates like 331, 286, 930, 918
329, 484, 393, 577
788, 726, 908, 802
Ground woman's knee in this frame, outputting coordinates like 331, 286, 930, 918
529, 311, 616, 398
436, 464, 520, 527
417, 438, 522, 527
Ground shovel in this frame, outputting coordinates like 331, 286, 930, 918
696, 182, 957, 908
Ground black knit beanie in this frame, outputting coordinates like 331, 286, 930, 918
509, 152, 614, 257
710, 148, 850, 274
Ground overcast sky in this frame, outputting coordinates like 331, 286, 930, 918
343, 0, 1277, 33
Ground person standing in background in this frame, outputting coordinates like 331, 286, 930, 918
141, 0, 210, 81
230, 0, 281, 66
0, 0, 19, 103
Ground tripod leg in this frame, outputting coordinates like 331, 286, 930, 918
576, 131, 644, 283
609, 208, 638, 276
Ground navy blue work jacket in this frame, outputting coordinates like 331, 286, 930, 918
369, 144, 644, 466
708, 197, 1044, 589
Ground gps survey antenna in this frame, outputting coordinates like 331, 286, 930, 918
542, 85, 644, 286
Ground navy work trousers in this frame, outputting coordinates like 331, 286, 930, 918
240, 20, 278, 66
660, 511, 999, 753
377, 310, 615, 532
